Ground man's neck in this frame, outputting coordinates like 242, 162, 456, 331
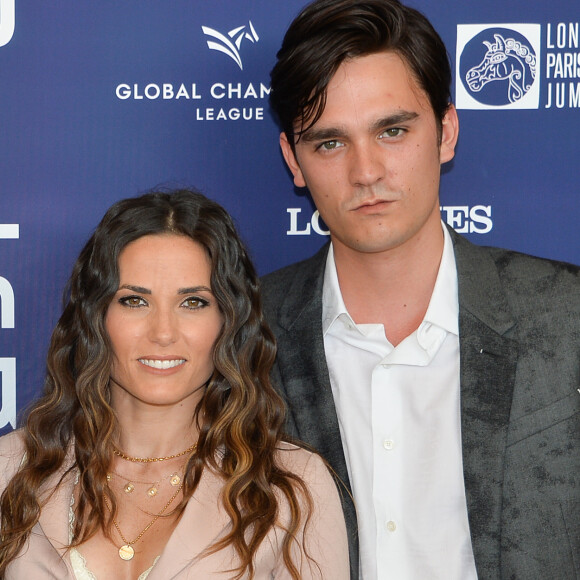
332, 225, 445, 346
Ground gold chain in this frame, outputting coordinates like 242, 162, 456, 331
112, 442, 197, 463
107, 464, 185, 497
105, 479, 184, 560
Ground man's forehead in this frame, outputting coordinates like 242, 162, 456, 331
294, 50, 431, 128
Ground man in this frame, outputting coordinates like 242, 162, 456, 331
260, 0, 580, 578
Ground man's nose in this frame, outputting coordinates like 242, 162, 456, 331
349, 142, 386, 187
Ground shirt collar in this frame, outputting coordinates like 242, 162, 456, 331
322, 222, 459, 337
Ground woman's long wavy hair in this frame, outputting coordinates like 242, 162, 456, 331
0, 189, 312, 578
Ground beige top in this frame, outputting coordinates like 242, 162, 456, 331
0, 430, 349, 579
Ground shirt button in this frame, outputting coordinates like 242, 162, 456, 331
386, 520, 397, 532
383, 439, 394, 450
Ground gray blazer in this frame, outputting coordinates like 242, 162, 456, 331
261, 228, 580, 580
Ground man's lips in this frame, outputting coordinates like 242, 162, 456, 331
352, 198, 396, 212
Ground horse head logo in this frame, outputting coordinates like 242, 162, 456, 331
202, 21, 259, 70
465, 33, 536, 104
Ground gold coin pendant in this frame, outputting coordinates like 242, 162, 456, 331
119, 544, 135, 561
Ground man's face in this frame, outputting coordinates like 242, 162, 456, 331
280, 51, 458, 257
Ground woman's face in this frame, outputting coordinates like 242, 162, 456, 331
105, 234, 223, 410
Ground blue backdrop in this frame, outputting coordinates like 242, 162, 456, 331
1, 0, 579, 433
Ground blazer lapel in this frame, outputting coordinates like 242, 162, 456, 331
452, 230, 519, 577
147, 466, 243, 579
270, 244, 359, 578
36, 464, 77, 577
273, 245, 347, 480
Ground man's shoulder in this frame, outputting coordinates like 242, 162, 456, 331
475, 244, 578, 292
453, 230, 579, 292
453, 232, 579, 331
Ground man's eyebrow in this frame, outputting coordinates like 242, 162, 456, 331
300, 126, 349, 143
370, 111, 419, 132
300, 111, 420, 143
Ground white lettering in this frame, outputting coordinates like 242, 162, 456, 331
0, 0, 15, 47
193, 107, 264, 121
117, 83, 202, 100
557, 23, 567, 49
570, 23, 579, 48
570, 83, 580, 107
0, 224, 19, 239
469, 205, 493, 234
311, 211, 329, 236
211, 83, 225, 99
556, 82, 566, 107
441, 206, 469, 233
547, 23, 555, 49
288, 206, 492, 236
145, 84, 160, 99
163, 84, 174, 99
0, 358, 16, 430
547, 23, 580, 50
116, 84, 132, 99
546, 82, 552, 108
286, 208, 311, 235
229, 83, 242, 99
546, 52, 580, 79
210, 82, 270, 100
0, 277, 14, 329
244, 84, 258, 99
546, 53, 556, 78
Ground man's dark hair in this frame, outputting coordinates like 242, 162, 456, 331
270, 0, 452, 148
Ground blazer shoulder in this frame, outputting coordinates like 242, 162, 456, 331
452, 230, 579, 303
261, 245, 328, 291
0, 429, 26, 491
260, 244, 329, 320
484, 245, 579, 301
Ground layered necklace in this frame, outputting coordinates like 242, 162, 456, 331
106, 442, 197, 561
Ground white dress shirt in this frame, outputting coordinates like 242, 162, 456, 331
322, 224, 478, 579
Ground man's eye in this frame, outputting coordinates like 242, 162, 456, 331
380, 128, 404, 138
319, 140, 343, 151
181, 297, 209, 310
119, 296, 147, 308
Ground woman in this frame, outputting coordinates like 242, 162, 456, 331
0, 189, 349, 579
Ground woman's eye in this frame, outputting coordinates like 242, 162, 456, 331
181, 297, 209, 310
119, 296, 147, 308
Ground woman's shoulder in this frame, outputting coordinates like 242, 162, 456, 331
274, 441, 334, 485
0, 429, 26, 489
0, 428, 25, 457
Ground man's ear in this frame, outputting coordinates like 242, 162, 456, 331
280, 132, 307, 188
439, 104, 459, 164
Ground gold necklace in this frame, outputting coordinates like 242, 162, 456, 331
107, 467, 184, 497
112, 442, 197, 463
105, 481, 184, 561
